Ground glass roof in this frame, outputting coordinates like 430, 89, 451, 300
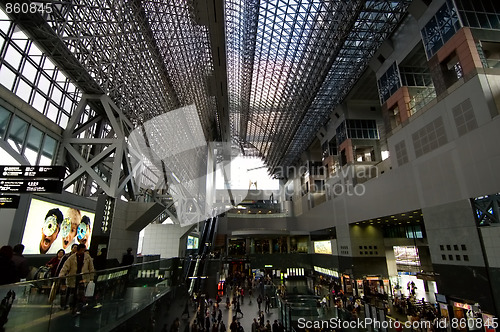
2, 0, 411, 174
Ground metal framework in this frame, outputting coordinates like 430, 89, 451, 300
226, 0, 412, 173
1, 0, 412, 182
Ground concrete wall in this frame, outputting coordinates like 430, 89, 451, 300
140, 223, 192, 258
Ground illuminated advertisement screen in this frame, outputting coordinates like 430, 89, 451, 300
21, 198, 95, 255
393, 246, 420, 266
314, 240, 332, 254
187, 236, 199, 250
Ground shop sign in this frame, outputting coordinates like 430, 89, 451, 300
453, 302, 472, 310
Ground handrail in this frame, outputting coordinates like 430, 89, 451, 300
0, 257, 184, 332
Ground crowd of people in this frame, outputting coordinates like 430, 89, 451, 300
0, 242, 137, 315
177, 271, 285, 332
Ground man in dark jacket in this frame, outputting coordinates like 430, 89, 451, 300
12, 244, 29, 281
121, 248, 134, 266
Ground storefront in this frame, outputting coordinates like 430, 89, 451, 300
451, 300, 482, 331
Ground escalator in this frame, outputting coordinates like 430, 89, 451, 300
186, 217, 220, 297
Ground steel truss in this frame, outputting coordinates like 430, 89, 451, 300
61, 94, 137, 199
2, 0, 413, 181
472, 194, 500, 226
226, 0, 412, 173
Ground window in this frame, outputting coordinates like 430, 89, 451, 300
421, 0, 462, 58
461, 244, 467, 250
24, 126, 43, 164
7, 116, 28, 153
377, 62, 402, 104
40, 135, 57, 165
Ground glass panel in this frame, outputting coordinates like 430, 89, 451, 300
16, 79, 32, 103
32, 92, 47, 113
21, 60, 37, 82
37, 73, 51, 95
0, 12, 10, 32
0, 65, 17, 90
24, 126, 43, 165
7, 116, 28, 153
40, 135, 57, 165
4, 45, 23, 69
0, 105, 12, 138
46, 103, 58, 123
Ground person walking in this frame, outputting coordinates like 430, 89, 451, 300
235, 299, 243, 317
58, 244, 95, 314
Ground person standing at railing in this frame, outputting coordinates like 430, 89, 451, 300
121, 247, 134, 266
46, 249, 65, 277
0, 246, 17, 285
12, 244, 29, 282
58, 244, 95, 315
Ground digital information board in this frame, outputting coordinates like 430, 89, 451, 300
0, 166, 65, 179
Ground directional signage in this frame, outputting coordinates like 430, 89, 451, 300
0, 166, 65, 179
0, 179, 63, 193
0, 195, 20, 208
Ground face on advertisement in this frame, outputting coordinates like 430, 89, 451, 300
40, 208, 64, 254
61, 208, 82, 249
77, 216, 91, 247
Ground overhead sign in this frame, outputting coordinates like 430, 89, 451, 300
0, 166, 65, 179
0, 179, 63, 193
0, 195, 20, 208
